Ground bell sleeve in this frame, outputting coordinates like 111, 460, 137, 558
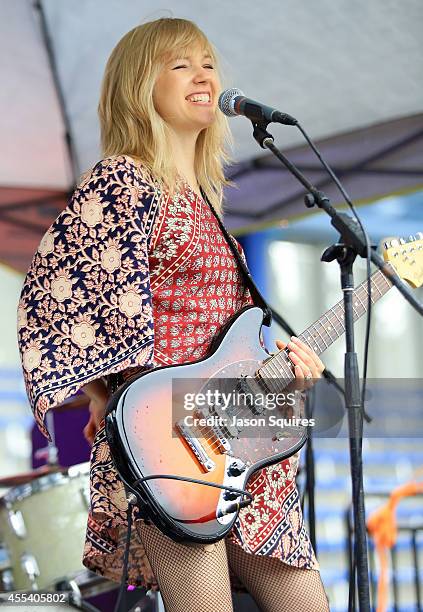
17, 155, 161, 438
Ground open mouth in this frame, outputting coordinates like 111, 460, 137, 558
185, 93, 211, 104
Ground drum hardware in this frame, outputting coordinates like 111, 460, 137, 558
34, 410, 60, 468
0, 568, 14, 591
7, 509, 26, 538
0, 465, 64, 489
79, 486, 90, 510
20, 552, 40, 590
0, 463, 91, 591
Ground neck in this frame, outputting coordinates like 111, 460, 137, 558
168, 128, 201, 193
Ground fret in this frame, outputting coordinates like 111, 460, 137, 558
331, 305, 345, 332
372, 279, 384, 297
353, 291, 366, 315
318, 313, 338, 348
322, 312, 339, 342
263, 359, 279, 379
376, 268, 393, 291
307, 324, 321, 353
361, 285, 375, 304
300, 330, 319, 354
312, 322, 329, 351
274, 354, 294, 380
257, 268, 395, 381
261, 353, 292, 382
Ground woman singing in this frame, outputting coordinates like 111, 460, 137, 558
18, 17, 328, 612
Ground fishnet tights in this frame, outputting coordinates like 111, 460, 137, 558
137, 522, 330, 612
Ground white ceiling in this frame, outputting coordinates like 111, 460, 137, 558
1, 0, 422, 189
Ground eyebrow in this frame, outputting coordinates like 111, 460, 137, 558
170, 54, 213, 61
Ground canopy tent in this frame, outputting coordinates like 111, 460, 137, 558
1, 0, 422, 272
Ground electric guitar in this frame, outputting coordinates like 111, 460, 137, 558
105, 235, 423, 543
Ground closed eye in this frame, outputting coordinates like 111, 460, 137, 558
172, 65, 188, 70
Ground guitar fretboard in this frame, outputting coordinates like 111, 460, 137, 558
259, 264, 394, 381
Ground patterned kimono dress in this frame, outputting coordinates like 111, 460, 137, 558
17, 155, 317, 590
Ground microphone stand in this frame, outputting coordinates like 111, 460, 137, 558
247, 120, 420, 612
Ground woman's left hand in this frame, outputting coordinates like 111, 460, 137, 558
275, 336, 325, 388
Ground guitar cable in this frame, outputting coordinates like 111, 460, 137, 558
113, 498, 134, 612
113, 475, 253, 612
132, 474, 253, 518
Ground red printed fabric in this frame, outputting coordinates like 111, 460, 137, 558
82, 158, 317, 588
18, 155, 317, 590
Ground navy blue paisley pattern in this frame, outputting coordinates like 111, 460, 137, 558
17, 156, 161, 437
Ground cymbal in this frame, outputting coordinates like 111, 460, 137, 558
0, 464, 65, 488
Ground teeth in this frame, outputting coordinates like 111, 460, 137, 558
187, 94, 210, 103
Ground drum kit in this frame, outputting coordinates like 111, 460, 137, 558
0, 398, 121, 610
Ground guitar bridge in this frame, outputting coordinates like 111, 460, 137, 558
196, 410, 232, 453
175, 422, 215, 472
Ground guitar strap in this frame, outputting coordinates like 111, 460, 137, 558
203, 194, 272, 327
107, 192, 272, 395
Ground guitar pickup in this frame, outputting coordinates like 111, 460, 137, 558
237, 376, 267, 415
175, 422, 215, 472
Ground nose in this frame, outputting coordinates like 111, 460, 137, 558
193, 65, 211, 84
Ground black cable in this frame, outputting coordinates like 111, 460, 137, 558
296, 124, 373, 413
294, 124, 372, 610
113, 500, 134, 612
133, 474, 253, 518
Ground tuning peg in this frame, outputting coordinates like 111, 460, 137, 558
415, 231, 423, 240
399, 238, 406, 245
409, 235, 416, 242
389, 239, 399, 247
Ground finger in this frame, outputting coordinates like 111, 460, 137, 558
83, 423, 94, 445
290, 336, 325, 372
288, 349, 319, 378
289, 338, 324, 375
293, 364, 314, 391
275, 339, 287, 350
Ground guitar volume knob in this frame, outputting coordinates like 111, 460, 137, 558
223, 489, 239, 501
227, 460, 246, 477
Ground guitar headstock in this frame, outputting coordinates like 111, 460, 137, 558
383, 232, 423, 288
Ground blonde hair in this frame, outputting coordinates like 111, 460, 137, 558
98, 17, 232, 213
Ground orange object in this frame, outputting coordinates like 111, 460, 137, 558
367, 481, 423, 612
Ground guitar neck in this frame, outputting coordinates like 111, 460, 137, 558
260, 264, 395, 378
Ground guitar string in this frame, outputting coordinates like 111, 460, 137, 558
175, 270, 393, 454
187, 271, 390, 452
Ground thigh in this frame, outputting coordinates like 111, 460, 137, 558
226, 539, 330, 612
137, 522, 233, 612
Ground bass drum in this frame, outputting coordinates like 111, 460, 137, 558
0, 463, 91, 592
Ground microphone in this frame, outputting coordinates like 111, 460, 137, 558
218, 88, 298, 126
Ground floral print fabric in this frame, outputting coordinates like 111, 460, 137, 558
17, 156, 161, 438
18, 155, 317, 591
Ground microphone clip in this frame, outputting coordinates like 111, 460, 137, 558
251, 121, 274, 150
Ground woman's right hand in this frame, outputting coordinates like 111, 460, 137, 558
82, 380, 110, 445
83, 396, 108, 445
